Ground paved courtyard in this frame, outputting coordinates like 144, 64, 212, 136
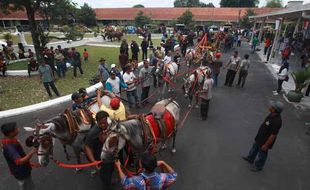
1, 43, 310, 190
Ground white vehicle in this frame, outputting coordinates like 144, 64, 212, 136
0, 41, 7, 50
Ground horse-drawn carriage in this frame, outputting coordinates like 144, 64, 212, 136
24, 94, 181, 172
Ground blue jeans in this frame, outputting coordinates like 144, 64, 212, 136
212, 73, 219, 87
246, 142, 268, 170
126, 89, 139, 107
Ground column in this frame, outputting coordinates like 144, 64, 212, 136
293, 17, 301, 37
270, 18, 283, 59
251, 22, 257, 44
258, 19, 265, 43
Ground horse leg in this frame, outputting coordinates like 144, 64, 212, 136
73, 147, 83, 173
195, 95, 199, 109
171, 131, 177, 154
63, 145, 70, 161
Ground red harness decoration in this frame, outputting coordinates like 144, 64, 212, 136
145, 111, 175, 139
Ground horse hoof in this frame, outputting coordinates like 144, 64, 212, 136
188, 105, 192, 108
161, 144, 167, 150
171, 148, 177, 154
195, 105, 199, 109
90, 169, 97, 177
75, 168, 83, 173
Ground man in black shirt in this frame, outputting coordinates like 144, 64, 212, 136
84, 111, 115, 190
71, 47, 84, 77
130, 40, 139, 61
242, 101, 283, 172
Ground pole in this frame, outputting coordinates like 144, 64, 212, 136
258, 19, 265, 43
251, 22, 257, 44
293, 17, 301, 37
270, 18, 283, 59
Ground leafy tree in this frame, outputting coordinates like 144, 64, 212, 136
76, 3, 97, 27
240, 9, 255, 29
265, 0, 283, 8
133, 4, 145, 8
0, 0, 76, 60
203, 3, 215, 7
220, 0, 259, 7
134, 11, 151, 28
177, 10, 194, 28
174, 0, 213, 7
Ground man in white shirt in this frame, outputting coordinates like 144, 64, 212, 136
139, 60, 155, 105
197, 71, 214, 120
163, 50, 172, 65
224, 51, 241, 87
123, 65, 139, 108
105, 70, 127, 97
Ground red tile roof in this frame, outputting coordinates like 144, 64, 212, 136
0, 10, 43, 20
94, 8, 283, 22
0, 7, 282, 22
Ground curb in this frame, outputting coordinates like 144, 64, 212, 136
0, 59, 147, 119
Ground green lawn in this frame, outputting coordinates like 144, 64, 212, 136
1, 45, 153, 111
7, 61, 29, 70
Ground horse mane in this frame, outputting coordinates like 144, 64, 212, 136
47, 114, 68, 133
119, 119, 142, 137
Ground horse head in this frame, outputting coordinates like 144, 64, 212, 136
183, 72, 196, 98
24, 123, 55, 167
100, 120, 127, 161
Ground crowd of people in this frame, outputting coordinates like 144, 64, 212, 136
0, 25, 294, 190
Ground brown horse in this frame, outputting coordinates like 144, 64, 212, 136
106, 31, 123, 42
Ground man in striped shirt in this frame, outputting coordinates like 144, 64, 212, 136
115, 152, 177, 190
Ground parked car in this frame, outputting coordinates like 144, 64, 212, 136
126, 26, 136, 34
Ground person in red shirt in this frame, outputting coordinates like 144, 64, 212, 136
264, 38, 272, 55
1, 122, 38, 190
83, 48, 89, 64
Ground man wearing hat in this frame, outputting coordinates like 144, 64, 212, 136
196, 70, 214, 120
97, 58, 109, 85
242, 100, 283, 172
210, 52, 223, 87
96, 89, 126, 121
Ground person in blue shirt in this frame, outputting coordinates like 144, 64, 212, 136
115, 152, 177, 190
71, 92, 85, 111
1, 122, 38, 190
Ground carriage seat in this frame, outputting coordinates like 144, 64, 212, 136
150, 104, 166, 119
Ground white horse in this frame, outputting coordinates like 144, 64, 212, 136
182, 65, 212, 108
100, 99, 180, 162
159, 61, 179, 100
24, 95, 115, 167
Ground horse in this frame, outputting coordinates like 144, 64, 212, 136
106, 31, 123, 42
158, 61, 179, 100
23, 95, 115, 167
100, 99, 180, 163
185, 48, 196, 68
183, 65, 212, 108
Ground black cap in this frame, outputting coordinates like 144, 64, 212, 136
71, 92, 82, 100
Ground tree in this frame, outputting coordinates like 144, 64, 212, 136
204, 3, 215, 7
0, 0, 76, 60
239, 9, 255, 29
177, 10, 194, 28
134, 11, 151, 28
133, 4, 144, 8
174, 0, 213, 7
76, 3, 97, 27
265, 0, 283, 8
220, 0, 259, 7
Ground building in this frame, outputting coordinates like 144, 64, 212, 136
94, 7, 282, 26
1, 7, 281, 29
